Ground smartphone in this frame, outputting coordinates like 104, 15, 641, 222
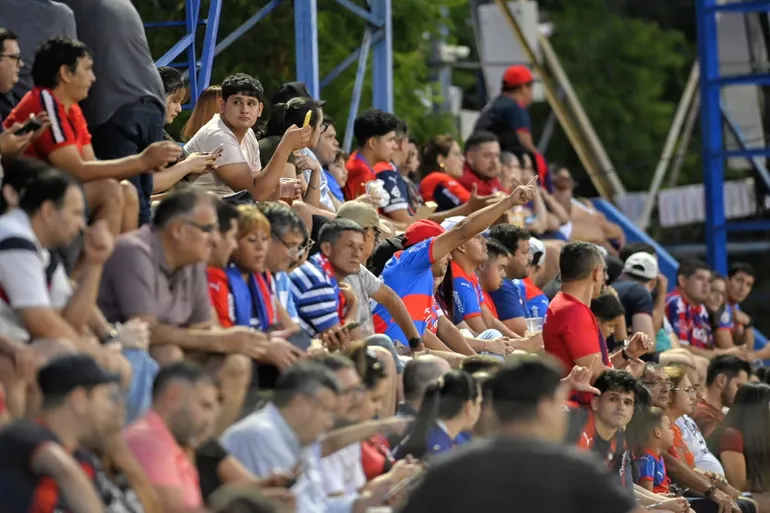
14, 116, 43, 135
343, 321, 361, 332
302, 110, 312, 128
211, 144, 224, 156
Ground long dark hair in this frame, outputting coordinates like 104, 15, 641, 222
708, 382, 770, 492
265, 97, 322, 138
398, 370, 478, 460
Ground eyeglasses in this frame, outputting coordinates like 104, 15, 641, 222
642, 379, 674, 389
672, 387, 698, 397
369, 227, 382, 244
1, 54, 22, 67
183, 219, 216, 233
272, 229, 302, 257
321, 120, 330, 133
299, 238, 315, 256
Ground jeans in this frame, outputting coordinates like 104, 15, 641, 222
90, 97, 165, 226
123, 349, 159, 424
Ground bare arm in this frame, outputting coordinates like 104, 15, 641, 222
60, 263, 104, 334
516, 132, 539, 154
435, 315, 477, 355
720, 451, 748, 491
322, 419, 404, 457
370, 285, 421, 341
501, 315, 527, 337
480, 304, 519, 338
31, 444, 105, 513
631, 314, 656, 344
20, 308, 81, 340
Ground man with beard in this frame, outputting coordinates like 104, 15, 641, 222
123, 362, 220, 512
642, 365, 752, 513
693, 356, 750, 437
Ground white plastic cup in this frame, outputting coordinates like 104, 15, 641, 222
526, 316, 544, 333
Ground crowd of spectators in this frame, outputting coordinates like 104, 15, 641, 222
0, 2, 766, 513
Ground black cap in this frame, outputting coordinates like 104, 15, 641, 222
37, 354, 121, 397
270, 81, 326, 107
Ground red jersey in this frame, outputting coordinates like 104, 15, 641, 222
3, 87, 91, 161
457, 163, 502, 197
343, 151, 377, 201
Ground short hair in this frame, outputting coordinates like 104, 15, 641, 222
257, 202, 308, 239
500, 151, 516, 166
618, 242, 656, 263
322, 114, 334, 127
706, 355, 751, 387
0, 28, 18, 47
394, 118, 408, 140
460, 355, 503, 375
489, 224, 530, 254
266, 96, 323, 137
152, 187, 213, 228
235, 204, 271, 238
1, 157, 48, 211
403, 357, 449, 403
676, 259, 710, 279
485, 238, 511, 260
560, 241, 604, 283
18, 167, 80, 215
214, 197, 239, 234
464, 131, 498, 153
594, 369, 638, 398
489, 356, 563, 423
31, 37, 92, 89
728, 262, 756, 279
158, 66, 188, 100
272, 362, 341, 407
318, 218, 365, 246
221, 73, 265, 103
590, 292, 625, 323
152, 361, 214, 400
314, 354, 355, 373
353, 109, 401, 148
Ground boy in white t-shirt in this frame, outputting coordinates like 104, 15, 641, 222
184, 73, 309, 199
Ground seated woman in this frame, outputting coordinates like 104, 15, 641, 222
419, 134, 471, 212
153, 67, 218, 196
208, 205, 297, 334
709, 382, 770, 508
394, 370, 481, 460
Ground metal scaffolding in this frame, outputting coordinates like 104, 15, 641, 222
145, 0, 394, 136
696, 0, 770, 274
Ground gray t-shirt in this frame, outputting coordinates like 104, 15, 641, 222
344, 265, 382, 337
59, 0, 165, 129
0, 0, 77, 99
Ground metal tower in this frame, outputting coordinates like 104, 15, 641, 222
145, 0, 394, 135
696, 0, 770, 274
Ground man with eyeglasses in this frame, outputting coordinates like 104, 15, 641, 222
0, 28, 23, 120
98, 188, 282, 423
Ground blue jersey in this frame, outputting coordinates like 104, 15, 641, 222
450, 262, 486, 324
373, 238, 436, 345
488, 278, 527, 322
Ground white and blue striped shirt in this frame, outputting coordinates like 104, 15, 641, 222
289, 254, 341, 336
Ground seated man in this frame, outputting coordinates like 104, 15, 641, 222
487, 224, 533, 337
456, 131, 504, 197
0, 163, 129, 417
97, 188, 302, 425
184, 73, 310, 201
3, 37, 181, 236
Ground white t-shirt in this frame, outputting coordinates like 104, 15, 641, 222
0, 209, 72, 341
184, 114, 261, 197
676, 415, 725, 476
301, 149, 335, 211
321, 443, 366, 497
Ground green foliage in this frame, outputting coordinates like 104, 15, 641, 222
539, 0, 693, 192
135, 0, 463, 143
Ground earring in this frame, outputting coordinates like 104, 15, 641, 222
439, 162, 445, 169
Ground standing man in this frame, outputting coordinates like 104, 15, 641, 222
60, 0, 168, 226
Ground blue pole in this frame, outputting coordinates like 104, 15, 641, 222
197, 0, 223, 97
344, 29, 373, 153
184, 0, 201, 102
294, 0, 320, 99
696, 0, 727, 274
371, 0, 393, 112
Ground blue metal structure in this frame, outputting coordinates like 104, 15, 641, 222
696, 0, 770, 274
146, 0, 394, 140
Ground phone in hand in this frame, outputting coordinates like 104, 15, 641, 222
14, 116, 43, 135
342, 321, 361, 332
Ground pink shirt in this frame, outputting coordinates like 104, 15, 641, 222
122, 410, 202, 508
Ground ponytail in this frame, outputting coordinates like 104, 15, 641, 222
396, 379, 443, 460
266, 103, 289, 138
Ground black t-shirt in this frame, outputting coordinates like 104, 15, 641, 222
400, 436, 638, 513
473, 95, 528, 153
196, 438, 230, 502
612, 278, 654, 332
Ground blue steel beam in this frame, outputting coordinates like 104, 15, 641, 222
334, 0, 384, 27
711, 73, 770, 87
725, 220, 770, 232
696, 0, 728, 274
295, 0, 320, 99
343, 29, 374, 153
184, 0, 200, 101
721, 104, 770, 190
155, 34, 195, 68
371, 0, 394, 111
320, 30, 384, 89
214, 0, 283, 58
197, 0, 223, 96
722, 147, 770, 159
706, 1, 770, 14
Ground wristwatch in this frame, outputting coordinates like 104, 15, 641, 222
100, 326, 119, 345
408, 337, 422, 350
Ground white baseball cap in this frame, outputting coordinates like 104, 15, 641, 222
623, 252, 658, 280
440, 216, 490, 237
529, 237, 546, 268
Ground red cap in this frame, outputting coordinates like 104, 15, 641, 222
502, 65, 533, 87
404, 220, 445, 247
